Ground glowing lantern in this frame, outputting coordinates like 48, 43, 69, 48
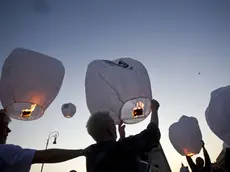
0, 48, 65, 121
169, 115, 202, 156
62, 103, 76, 118
205, 85, 230, 145
85, 58, 152, 125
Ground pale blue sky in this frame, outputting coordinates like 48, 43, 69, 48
0, 0, 230, 172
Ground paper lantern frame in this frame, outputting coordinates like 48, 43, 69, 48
5, 101, 44, 121
119, 96, 152, 124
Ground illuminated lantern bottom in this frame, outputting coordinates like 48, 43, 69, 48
120, 97, 151, 124
183, 148, 195, 157
6, 102, 44, 121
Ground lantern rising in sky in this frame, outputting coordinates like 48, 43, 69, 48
169, 115, 202, 157
0, 48, 65, 121
85, 58, 152, 125
62, 103, 76, 118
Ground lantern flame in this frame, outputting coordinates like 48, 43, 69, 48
132, 101, 144, 118
183, 148, 195, 157
21, 104, 37, 118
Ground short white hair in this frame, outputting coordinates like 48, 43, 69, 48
86, 111, 115, 142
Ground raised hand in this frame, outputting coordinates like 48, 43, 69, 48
151, 99, 160, 111
201, 140, 205, 148
118, 121, 126, 139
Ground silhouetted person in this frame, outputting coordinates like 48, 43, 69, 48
84, 100, 161, 172
186, 141, 212, 172
0, 109, 86, 172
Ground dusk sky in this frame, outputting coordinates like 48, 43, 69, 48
0, 0, 230, 172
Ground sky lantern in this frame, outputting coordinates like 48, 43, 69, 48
205, 85, 230, 145
0, 48, 65, 121
85, 58, 152, 125
62, 103, 76, 118
169, 115, 202, 156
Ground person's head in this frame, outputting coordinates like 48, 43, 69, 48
195, 157, 204, 168
86, 111, 117, 142
0, 109, 11, 144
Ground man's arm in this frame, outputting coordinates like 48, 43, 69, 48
202, 141, 211, 168
186, 156, 196, 171
0, 144, 86, 166
32, 148, 85, 164
118, 121, 126, 139
120, 99, 161, 153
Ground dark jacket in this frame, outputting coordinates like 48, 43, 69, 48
85, 122, 160, 172
225, 148, 230, 172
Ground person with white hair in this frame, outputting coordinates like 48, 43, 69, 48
84, 99, 161, 172
0, 109, 86, 172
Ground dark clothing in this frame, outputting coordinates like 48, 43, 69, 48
186, 147, 212, 172
85, 122, 160, 172
225, 148, 230, 172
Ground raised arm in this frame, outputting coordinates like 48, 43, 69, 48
120, 121, 160, 153
118, 121, 126, 139
118, 99, 161, 153
186, 156, 196, 171
202, 141, 211, 168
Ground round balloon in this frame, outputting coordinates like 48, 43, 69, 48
62, 103, 76, 118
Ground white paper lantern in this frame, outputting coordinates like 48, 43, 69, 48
205, 85, 230, 145
62, 103, 76, 118
0, 48, 65, 121
169, 115, 202, 156
85, 58, 152, 125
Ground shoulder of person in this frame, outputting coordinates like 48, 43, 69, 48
0, 144, 36, 167
0, 144, 36, 159
0, 144, 23, 153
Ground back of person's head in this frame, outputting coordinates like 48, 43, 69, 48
86, 111, 117, 142
195, 157, 204, 168
0, 109, 11, 144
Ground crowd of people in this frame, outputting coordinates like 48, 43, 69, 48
0, 100, 229, 172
